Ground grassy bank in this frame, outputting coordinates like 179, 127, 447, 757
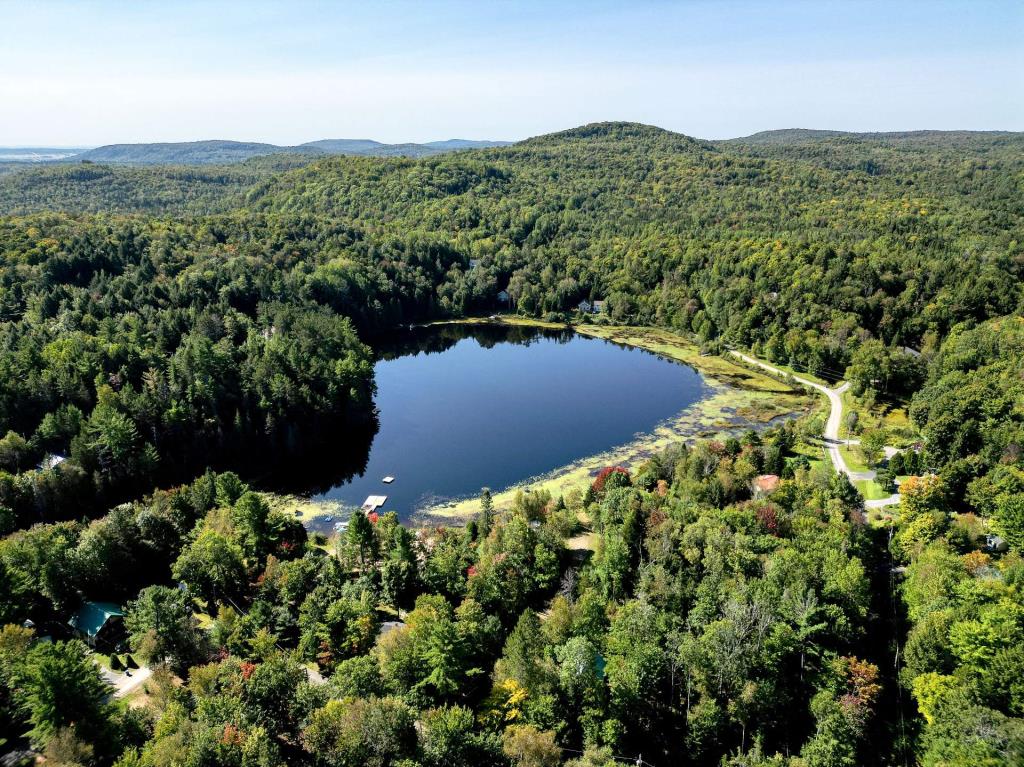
575, 325, 799, 394
423, 314, 568, 331
262, 492, 350, 526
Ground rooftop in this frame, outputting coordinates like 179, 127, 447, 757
752, 474, 781, 494
69, 601, 124, 638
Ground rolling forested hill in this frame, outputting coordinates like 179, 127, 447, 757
0, 122, 1020, 496
73, 140, 324, 164
1, 122, 1024, 767
66, 137, 513, 165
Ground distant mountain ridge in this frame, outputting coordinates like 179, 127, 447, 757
0, 147, 92, 162
71, 137, 513, 165
11, 126, 1019, 165
726, 128, 1023, 146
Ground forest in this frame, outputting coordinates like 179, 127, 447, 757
1, 122, 1023, 766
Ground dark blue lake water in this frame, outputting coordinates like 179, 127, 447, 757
304, 323, 709, 522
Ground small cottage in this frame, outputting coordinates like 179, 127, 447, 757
69, 601, 125, 650
591, 299, 606, 313
985, 533, 1007, 553
378, 621, 407, 640
752, 474, 781, 498
39, 454, 66, 471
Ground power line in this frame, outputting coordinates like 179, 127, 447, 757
559, 747, 656, 766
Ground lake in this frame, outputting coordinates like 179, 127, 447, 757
306, 323, 711, 524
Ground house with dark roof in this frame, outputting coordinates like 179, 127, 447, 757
69, 601, 125, 650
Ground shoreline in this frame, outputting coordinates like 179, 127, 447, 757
272, 317, 813, 529
413, 317, 812, 522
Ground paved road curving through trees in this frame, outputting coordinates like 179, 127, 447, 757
727, 350, 901, 508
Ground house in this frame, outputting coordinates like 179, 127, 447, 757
378, 621, 406, 640
39, 454, 66, 471
497, 289, 510, 304
591, 299, 606, 313
577, 299, 592, 313
751, 474, 781, 497
69, 601, 125, 650
985, 534, 1007, 553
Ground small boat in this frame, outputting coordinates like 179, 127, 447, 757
382, 476, 395, 484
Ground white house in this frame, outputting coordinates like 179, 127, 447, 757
39, 454, 66, 471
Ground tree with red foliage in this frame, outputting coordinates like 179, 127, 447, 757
240, 660, 257, 680
753, 502, 783, 536
592, 466, 630, 495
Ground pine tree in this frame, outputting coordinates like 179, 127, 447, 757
478, 488, 494, 540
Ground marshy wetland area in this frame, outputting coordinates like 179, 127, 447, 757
275, 317, 814, 532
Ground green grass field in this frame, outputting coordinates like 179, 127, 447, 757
839, 444, 872, 474
751, 359, 832, 388
839, 389, 915, 442
855, 479, 890, 501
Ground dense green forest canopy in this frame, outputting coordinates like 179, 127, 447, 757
1, 122, 1024, 766
1, 429, 905, 767
0, 155, 318, 215
0, 123, 1020, 518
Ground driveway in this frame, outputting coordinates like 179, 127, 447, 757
100, 664, 153, 698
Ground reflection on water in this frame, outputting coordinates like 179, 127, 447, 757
260, 414, 377, 496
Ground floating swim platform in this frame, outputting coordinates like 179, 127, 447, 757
362, 495, 387, 511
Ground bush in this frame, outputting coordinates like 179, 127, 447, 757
876, 468, 897, 493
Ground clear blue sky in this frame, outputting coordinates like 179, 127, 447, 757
1, 0, 1020, 145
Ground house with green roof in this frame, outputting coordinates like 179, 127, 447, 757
69, 601, 126, 650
